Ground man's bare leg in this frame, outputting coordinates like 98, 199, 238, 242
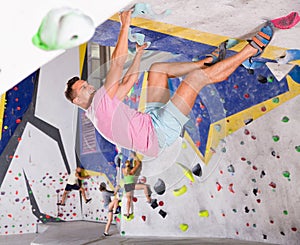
146, 57, 214, 104
171, 44, 258, 115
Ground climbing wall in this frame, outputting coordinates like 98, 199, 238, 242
89, 2, 300, 244
0, 46, 115, 235
119, 95, 300, 244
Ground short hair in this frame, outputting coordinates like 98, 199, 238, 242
65, 76, 80, 102
99, 182, 106, 191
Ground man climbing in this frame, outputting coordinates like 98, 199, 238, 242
57, 167, 92, 206
64, 9, 274, 158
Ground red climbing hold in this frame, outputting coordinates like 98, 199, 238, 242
141, 215, 146, 222
228, 183, 235, 193
216, 182, 222, 191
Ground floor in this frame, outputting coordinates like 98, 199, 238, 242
0, 221, 276, 245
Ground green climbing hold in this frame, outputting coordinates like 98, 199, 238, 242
282, 171, 290, 178
281, 116, 289, 123
272, 135, 280, 142
295, 145, 300, 152
267, 75, 274, 83
179, 223, 189, 232
121, 231, 126, 236
272, 97, 280, 103
283, 210, 288, 215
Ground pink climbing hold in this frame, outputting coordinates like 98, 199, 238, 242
271, 12, 300, 29
228, 183, 235, 193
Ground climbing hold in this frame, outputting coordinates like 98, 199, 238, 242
244, 129, 250, 135
216, 182, 222, 191
158, 201, 164, 206
32, 7, 95, 51
182, 141, 187, 149
269, 182, 276, 189
257, 74, 267, 83
253, 188, 258, 196
271, 11, 300, 29
214, 124, 221, 132
227, 164, 235, 174
176, 162, 194, 182
280, 231, 285, 236
141, 215, 146, 222
173, 185, 187, 197
272, 135, 280, 142
150, 199, 158, 209
281, 116, 289, 123
192, 163, 202, 177
272, 97, 280, 103
123, 213, 134, 221
291, 227, 297, 232
282, 171, 290, 180
245, 206, 250, 213
159, 209, 167, 218
228, 183, 235, 193
154, 178, 166, 195
244, 118, 253, 125
267, 75, 274, 83
295, 145, 300, 152
128, 28, 151, 47
121, 231, 125, 236
283, 210, 288, 215
198, 210, 209, 217
179, 223, 189, 232
260, 170, 266, 178
131, 2, 171, 19
263, 234, 267, 239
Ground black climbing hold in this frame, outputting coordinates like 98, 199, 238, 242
244, 118, 253, 125
280, 231, 285, 236
253, 188, 258, 196
154, 179, 166, 195
192, 163, 202, 177
150, 199, 158, 209
159, 209, 167, 218
263, 234, 267, 239
260, 170, 266, 178
247, 69, 254, 75
257, 74, 267, 83
245, 206, 250, 213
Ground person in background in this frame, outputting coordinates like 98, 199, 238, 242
122, 153, 152, 219
99, 182, 120, 236
57, 167, 91, 206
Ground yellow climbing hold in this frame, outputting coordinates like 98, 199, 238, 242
179, 223, 189, 232
123, 213, 134, 221
173, 185, 187, 197
176, 162, 195, 182
199, 210, 209, 217
182, 141, 187, 149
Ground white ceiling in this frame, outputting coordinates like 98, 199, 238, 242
0, 0, 133, 95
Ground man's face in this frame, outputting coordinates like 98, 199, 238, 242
72, 80, 96, 107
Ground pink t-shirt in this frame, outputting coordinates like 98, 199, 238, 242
85, 86, 159, 157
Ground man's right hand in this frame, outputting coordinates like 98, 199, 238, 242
119, 10, 132, 28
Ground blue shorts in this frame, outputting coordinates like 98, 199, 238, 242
65, 184, 80, 191
145, 101, 189, 149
